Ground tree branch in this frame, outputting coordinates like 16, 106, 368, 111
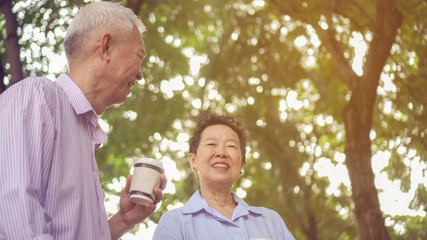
268, 0, 296, 17
360, 0, 403, 107
269, 0, 359, 89
126, 0, 145, 15
348, 0, 376, 25
315, 11, 359, 90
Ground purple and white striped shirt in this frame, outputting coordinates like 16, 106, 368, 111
0, 74, 110, 239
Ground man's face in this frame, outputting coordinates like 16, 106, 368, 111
106, 28, 146, 106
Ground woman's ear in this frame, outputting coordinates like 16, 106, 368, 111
188, 153, 196, 169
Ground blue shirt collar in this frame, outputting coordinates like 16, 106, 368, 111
182, 191, 263, 221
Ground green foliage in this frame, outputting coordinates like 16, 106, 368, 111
389, 215, 427, 240
0, 0, 86, 82
2, 0, 426, 239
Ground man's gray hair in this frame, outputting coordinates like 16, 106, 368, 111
64, 1, 146, 64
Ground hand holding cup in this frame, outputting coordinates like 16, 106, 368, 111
129, 158, 164, 205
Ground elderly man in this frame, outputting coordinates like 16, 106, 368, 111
0, 2, 165, 239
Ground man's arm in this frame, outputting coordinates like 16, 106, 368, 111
0, 82, 55, 239
109, 174, 167, 240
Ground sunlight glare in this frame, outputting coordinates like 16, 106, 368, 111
247, 96, 255, 105
381, 73, 397, 92
251, 0, 265, 9
326, 163, 351, 196
184, 76, 195, 86
242, 179, 252, 188
189, 55, 207, 76
123, 110, 137, 121
299, 162, 310, 176
191, 99, 202, 109
236, 188, 247, 198
349, 32, 367, 76
263, 162, 272, 170
98, 118, 111, 134
286, 90, 303, 110
314, 157, 332, 176
294, 36, 308, 48
372, 151, 391, 174
334, 152, 345, 163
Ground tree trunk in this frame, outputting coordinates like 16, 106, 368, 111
342, 0, 402, 239
0, 0, 24, 86
126, 0, 145, 15
0, 57, 6, 93
343, 95, 390, 240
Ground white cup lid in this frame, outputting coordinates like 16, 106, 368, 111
134, 158, 164, 171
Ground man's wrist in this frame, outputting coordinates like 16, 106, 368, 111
109, 212, 135, 240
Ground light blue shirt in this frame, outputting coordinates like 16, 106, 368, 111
153, 191, 295, 240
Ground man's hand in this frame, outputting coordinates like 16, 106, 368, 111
109, 174, 167, 240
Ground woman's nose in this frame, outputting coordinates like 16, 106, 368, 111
214, 145, 227, 157
214, 152, 226, 158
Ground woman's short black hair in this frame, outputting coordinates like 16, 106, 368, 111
189, 114, 247, 164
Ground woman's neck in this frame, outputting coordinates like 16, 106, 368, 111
200, 187, 237, 220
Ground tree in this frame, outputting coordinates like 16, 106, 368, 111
1, 0, 426, 239
0, 0, 23, 91
135, 0, 423, 239
0, 0, 85, 93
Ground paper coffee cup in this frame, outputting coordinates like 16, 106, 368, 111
129, 158, 164, 205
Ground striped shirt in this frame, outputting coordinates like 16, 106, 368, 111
0, 74, 110, 239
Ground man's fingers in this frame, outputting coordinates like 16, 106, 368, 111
153, 187, 163, 204
122, 175, 132, 196
159, 174, 167, 190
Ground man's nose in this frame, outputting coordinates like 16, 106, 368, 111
136, 69, 143, 80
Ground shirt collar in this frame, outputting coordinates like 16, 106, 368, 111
55, 74, 107, 146
56, 74, 94, 115
182, 191, 263, 220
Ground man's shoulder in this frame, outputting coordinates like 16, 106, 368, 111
17, 76, 56, 89
2, 76, 57, 96
0, 76, 62, 111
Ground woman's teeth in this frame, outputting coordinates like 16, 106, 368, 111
212, 163, 229, 168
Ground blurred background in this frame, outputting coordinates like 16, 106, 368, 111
1, 0, 426, 239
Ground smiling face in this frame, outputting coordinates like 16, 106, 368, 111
189, 124, 244, 191
103, 27, 146, 106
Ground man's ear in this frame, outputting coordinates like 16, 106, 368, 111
100, 33, 112, 61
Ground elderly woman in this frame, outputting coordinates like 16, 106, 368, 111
154, 114, 295, 240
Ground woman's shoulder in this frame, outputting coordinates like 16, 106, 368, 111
159, 206, 186, 221
235, 195, 280, 216
248, 205, 280, 215
246, 204, 285, 222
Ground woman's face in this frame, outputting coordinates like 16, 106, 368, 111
189, 124, 244, 190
